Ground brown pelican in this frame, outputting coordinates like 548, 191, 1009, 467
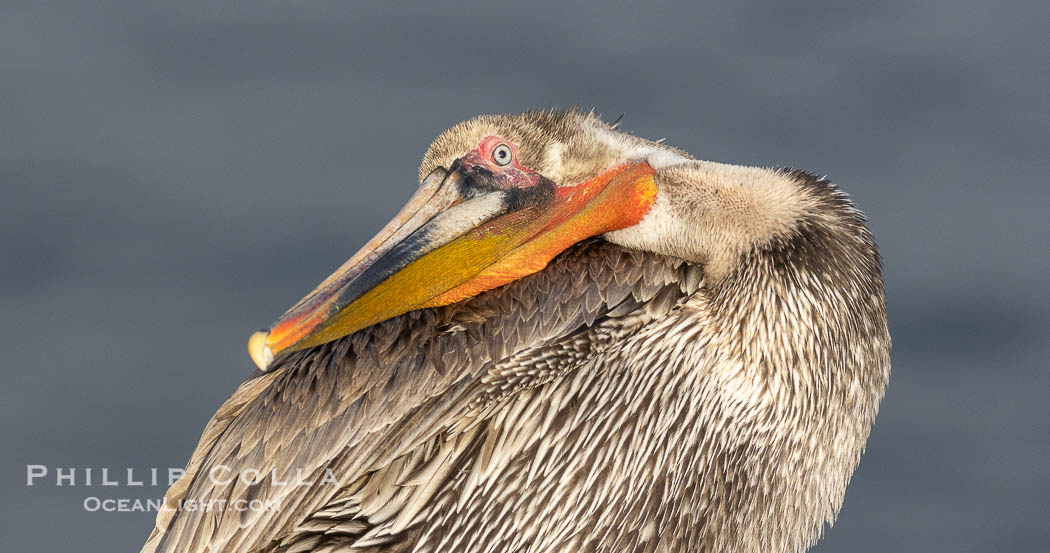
142, 109, 890, 553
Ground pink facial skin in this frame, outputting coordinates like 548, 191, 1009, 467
456, 135, 543, 190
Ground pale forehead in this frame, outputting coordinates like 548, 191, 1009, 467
417, 110, 597, 182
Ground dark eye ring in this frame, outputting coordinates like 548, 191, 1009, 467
492, 143, 513, 166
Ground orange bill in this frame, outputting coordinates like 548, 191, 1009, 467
248, 161, 656, 370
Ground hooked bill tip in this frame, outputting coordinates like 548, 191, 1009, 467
248, 330, 274, 370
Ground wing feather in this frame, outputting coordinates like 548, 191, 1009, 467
142, 241, 701, 553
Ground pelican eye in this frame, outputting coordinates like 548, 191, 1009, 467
492, 144, 513, 166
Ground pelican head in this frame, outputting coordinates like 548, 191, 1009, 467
251, 110, 718, 369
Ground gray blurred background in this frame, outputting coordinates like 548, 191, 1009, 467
2, 1, 1047, 551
